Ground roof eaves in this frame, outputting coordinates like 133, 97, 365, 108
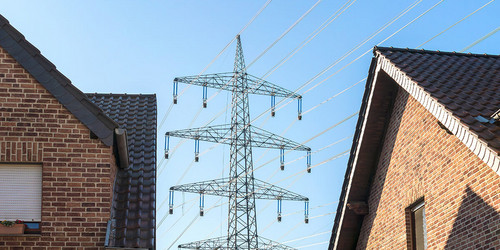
374, 49, 500, 174
0, 14, 118, 146
329, 56, 382, 249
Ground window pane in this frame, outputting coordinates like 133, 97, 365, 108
413, 205, 427, 250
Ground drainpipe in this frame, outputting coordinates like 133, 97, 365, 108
106, 129, 129, 248
115, 128, 129, 169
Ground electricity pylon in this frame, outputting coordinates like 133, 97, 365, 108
166, 35, 311, 249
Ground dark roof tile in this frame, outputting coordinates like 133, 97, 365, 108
88, 93, 156, 249
376, 47, 500, 155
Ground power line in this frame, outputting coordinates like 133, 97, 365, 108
160, 110, 356, 218
251, 0, 454, 224
259, 0, 358, 81
168, 35, 313, 249
272, 0, 444, 116
166, 214, 200, 250
200, 0, 326, 109
263, 4, 498, 246
158, 0, 325, 177
265, 211, 335, 249
309, 212, 336, 220
282, 201, 338, 217
163, 100, 358, 206
157, 0, 360, 184
169, 0, 495, 245
163, 147, 348, 247
460, 25, 500, 52
158, 196, 198, 228
274, 150, 350, 185
250, 0, 424, 123
202, 0, 358, 122
278, 212, 335, 241
247, 78, 358, 174
158, 0, 273, 132
417, 0, 495, 48
158, 198, 197, 236
247, 0, 323, 69
281, 231, 330, 244
296, 241, 329, 249
163, 149, 347, 249
302, 78, 365, 115
282, 136, 352, 166
159, 0, 431, 232
159, 0, 454, 246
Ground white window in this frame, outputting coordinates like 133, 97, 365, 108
0, 164, 42, 221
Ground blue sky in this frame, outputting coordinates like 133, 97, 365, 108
2, 0, 499, 249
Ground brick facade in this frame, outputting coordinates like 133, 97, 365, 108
0, 46, 117, 249
356, 88, 500, 249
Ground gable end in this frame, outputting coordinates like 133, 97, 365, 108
375, 49, 500, 174
0, 14, 118, 146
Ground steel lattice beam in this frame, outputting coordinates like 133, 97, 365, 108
174, 73, 301, 99
167, 125, 310, 151
177, 236, 296, 250
170, 178, 308, 201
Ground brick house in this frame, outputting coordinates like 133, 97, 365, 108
0, 14, 156, 249
329, 47, 499, 249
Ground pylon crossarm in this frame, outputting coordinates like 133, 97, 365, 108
253, 179, 308, 201
167, 125, 310, 152
166, 124, 232, 144
246, 74, 301, 99
177, 236, 227, 249
250, 126, 310, 151
170, 178, 231, 196
174, 72, 236, 90
177, 236, 296, 250
170, 178, 307, 201
259, 236, 297, 250
173, 73, 300, 100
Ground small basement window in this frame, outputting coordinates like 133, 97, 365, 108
406, 199, 427, 250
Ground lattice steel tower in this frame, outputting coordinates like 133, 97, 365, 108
166, 35, 311, 249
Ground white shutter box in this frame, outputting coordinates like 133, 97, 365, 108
0, 164, 42, 221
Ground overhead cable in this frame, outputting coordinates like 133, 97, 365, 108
246, 0, 323, 69
250, 0, 424, 123
282, 231, 331, 244
158, 0, 273, 131
417, 0, 495, 48
460, 26, 500, 52
164, 149, 347, 246
272, 0, 443, 115
296, 241, 330, 249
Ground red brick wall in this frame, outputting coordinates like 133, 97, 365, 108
356, 88, 500, 249
0, 47, 117, 249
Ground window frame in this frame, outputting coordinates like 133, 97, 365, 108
405, 198, 427, 250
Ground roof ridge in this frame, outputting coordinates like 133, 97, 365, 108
374, 46, 500, 58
